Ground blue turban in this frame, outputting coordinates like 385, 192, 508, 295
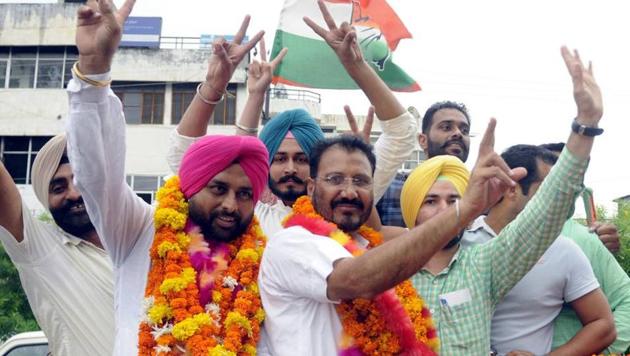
258, 109, 324, 163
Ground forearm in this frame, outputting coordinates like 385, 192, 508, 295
490, 148, 588, 300
0, 162, 23, 241
176, 83, 221, 137
235, 92, 264, 136
344, 61, 405, 120
551, 319, 616, 356
328, 204, 465, 300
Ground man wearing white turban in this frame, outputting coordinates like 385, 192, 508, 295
0, 133, 114, 355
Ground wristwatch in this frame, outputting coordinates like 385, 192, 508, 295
572, 118, 604, 136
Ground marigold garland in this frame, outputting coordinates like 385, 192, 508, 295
138, 176, 266, 355
284, 196, 440, 355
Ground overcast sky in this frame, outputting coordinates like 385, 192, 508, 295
119, 0, 630, 214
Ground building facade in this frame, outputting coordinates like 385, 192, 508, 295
0, 1, 423, 215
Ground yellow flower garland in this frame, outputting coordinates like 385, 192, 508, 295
138, 176, 266, 355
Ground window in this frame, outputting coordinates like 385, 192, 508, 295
171, 83, 196, 125
1, 46, 78, 89
211, 83, 237, 125
126, 175, 165, 203
113, 82, 165, 125
4, 343, 49, 356
0, 136, 54, 184
9, 47, 37, 89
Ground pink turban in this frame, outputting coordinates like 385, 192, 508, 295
179, 135, 269, 202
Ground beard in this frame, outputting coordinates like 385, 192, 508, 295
269, 174, 307, 203
188, 201, 253, 243
312, 188, 373, 233
50, 196, 95, 238
443, 229, 465, 250
427, 137, 469, 162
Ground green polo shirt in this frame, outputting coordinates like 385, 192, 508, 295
552, 218, 630, 354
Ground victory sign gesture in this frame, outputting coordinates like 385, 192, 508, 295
247, 37, 288, 95
205, 16, 264, 96
460, 119, 527, 222
304, 0, 364, 67
76, 0, 135, 74
561, 46, 603, 126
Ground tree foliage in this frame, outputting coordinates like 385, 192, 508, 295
0, 244, 39, 342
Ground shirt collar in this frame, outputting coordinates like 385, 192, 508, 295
468, 215, 497, 237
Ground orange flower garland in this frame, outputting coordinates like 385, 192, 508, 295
284, 196, 440, 355
138, 176, 266, 356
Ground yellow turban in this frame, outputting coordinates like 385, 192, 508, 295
400, 155, 470, 228
31, 134, 67, 209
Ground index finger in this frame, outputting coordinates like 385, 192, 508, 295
270, 48, 288, 69
233, 15, 251, 45
317, 0, 338, 31
116, 0, 136, 23
344, 105, 359, 133
303, 16, 329, 39
260, 36, 267, 62
241, 30, 265, 55
362, 106, 375, 138
478, 118, 496, 156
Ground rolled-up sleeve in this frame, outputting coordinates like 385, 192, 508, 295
372, 111, 418, 201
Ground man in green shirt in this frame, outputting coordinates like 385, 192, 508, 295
539, 143, 630, 354
395, 47, 611, 355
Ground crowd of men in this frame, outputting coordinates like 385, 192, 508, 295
1, 0, 629, 355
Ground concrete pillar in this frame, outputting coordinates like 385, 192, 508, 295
163, 83, 173, 125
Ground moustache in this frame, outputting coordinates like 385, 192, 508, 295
278, 174, 304, 185
441, 139, 465, 150
209, 209, 242, 222
331, 198, 364, 210
57, 197, 86, 214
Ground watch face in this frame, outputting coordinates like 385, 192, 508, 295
572, 120, 603, 136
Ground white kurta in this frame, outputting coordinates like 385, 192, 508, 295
0, 199, 114, 355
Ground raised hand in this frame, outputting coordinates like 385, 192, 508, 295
460, 119, 527, 221
76, 0, 135, 74
303, 0, 363, 66
344, 105, 374, 144
206, 15, 265, 95
247, 38, 288, 95
561, 46, 603, 125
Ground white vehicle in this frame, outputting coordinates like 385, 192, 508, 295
0, 332, 48, 356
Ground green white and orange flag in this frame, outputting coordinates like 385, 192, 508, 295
271, 0, 420, 92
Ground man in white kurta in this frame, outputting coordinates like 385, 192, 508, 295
0, 135, 114, 355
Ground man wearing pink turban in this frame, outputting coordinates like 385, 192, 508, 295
63, 2, 270, 353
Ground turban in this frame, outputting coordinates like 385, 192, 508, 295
179, 135, 269, 202
31, 134, 67, 210
258, 109, 324, 163
400, 155, 470, 229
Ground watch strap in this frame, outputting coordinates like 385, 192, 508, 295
572, 119, 603, 136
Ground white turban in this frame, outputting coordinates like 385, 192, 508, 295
31, 134, 67, 209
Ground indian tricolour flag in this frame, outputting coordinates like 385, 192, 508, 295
271, 0, 420, 92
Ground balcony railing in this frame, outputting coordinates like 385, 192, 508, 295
160, 36, 208, 50
267, 88, 321, 103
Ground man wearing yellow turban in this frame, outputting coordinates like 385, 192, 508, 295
397, 45, 608, 356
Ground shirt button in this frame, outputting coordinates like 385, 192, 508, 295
430, 309, 435, 314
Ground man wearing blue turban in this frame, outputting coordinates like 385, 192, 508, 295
167, 15, 418, 239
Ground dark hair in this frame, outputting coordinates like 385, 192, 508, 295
59, 155, 70, 166
538, 142, 565, 153
421, 101, 470, 134
309, 135, 376, 179
501, 144, 558, 195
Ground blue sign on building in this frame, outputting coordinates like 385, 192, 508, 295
121, 17, 163, 48
200, 34, 249, 49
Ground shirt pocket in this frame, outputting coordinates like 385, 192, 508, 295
440, 301, 486, 352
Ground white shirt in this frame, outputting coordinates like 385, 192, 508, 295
0, 199, 115, 355
66, 77, 272, 356
259, 225, 354, 355
462, 217, 599, 355
166, 110, 418, 237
